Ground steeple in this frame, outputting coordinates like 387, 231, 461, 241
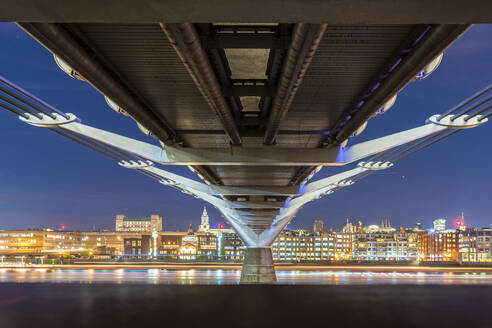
342, 218, 353, 233
198, 206, 210, 232
187, 221, 194, 235
460, 212, 466, 230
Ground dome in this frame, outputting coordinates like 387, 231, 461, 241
365, 224, 380, 233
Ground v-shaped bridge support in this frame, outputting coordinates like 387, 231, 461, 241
5, 80, 491, 283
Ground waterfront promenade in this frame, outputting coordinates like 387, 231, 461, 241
2, 262, 492, 273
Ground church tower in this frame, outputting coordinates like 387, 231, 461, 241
198, 206, 210, 232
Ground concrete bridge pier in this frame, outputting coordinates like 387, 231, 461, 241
240, 247, 277, 284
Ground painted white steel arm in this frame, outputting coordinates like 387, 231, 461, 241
303, 166, 366, 194
257, 185, 338, 247
161, 180, 259, 246
257, 162, 389, 246
160, 122, 446, 165
258, 210, 300, 247
19, 112, 467, 166
57, 117, 452, 165
61, 121, 167, 162
219, 211, 260, 246
256, 184, 339, 246
127, 163, 298, 196
122, 162, 295, 202
188, 190, 259, 246
338, 123, 446, 163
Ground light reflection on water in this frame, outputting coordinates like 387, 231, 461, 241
0, 268, 491, 285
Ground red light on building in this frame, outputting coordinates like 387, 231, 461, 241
219, 223, 225, 229
455, 219, 462, 227
61, 225, 66, 230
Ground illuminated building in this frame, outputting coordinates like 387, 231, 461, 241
414, 222, 423, 231
272, 230, 340, 261
123, 235, 151, 258
43, 231, 84, 253
0, 218, 489, 264
433, 218, 446, 232
81, 231, 142, 256
160, 232, 184, 257
179, 223, 199, 259
459, 228, 492, 263
418, 230, 459, 261
455, 212, 467, 231
342, 218, 363, 233
0, 230, 88, 256
198, 207, 210, 232
0, 230, 45, 254
352, 228, 417, 261
379, 220, 395, 233
115, 214, 163, 232
216, 231, 245, 260
158, 226, 218, 260
313, 220, 327, 233
401, 229, 419, 260
335, 232, 353, 259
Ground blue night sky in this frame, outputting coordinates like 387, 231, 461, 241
0, 23, 491, 231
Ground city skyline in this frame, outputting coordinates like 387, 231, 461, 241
1, 210, 490, 264
0, 207, 487, 232
1, 23, 492, 231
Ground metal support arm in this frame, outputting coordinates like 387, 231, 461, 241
19, 112, 486, 166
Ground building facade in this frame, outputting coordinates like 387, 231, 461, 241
198, 207, 210, 232
272, 230, 353, 261
215, 230, 245, 260
313, 220, 327, 234
418, 230, 459, 261
353, 229, 418, 261
433, 218, 446, 232
459, 228, 492, 263
1, 216, 490, 264
115, 214, 162, 232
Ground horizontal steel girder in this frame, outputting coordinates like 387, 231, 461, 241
222, 85, 275, 97
19, 115, 451, 166
226, 202, 284, 210
4, 1, 492, 23
206, 34, 291, 49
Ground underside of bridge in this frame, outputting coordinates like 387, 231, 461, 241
1, 3, 491, 282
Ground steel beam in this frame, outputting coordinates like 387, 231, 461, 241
125, 163, 298, 196
18, 23, 178, 145
332, 24, 471, 144
160, 123, 447, 165
222, 85, 275, 97
3, 1, 492, 23
224, 201, 284, 210
264, 23, 327, 144
20, 113, 457, 166
161, 23, 242, 145
206, 34, 290, 49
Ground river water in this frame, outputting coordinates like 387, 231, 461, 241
1, 268, 492, 285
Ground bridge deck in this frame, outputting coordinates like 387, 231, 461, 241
17, 21, 470, 236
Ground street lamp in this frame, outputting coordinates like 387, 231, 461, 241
152, 231, 158, 258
